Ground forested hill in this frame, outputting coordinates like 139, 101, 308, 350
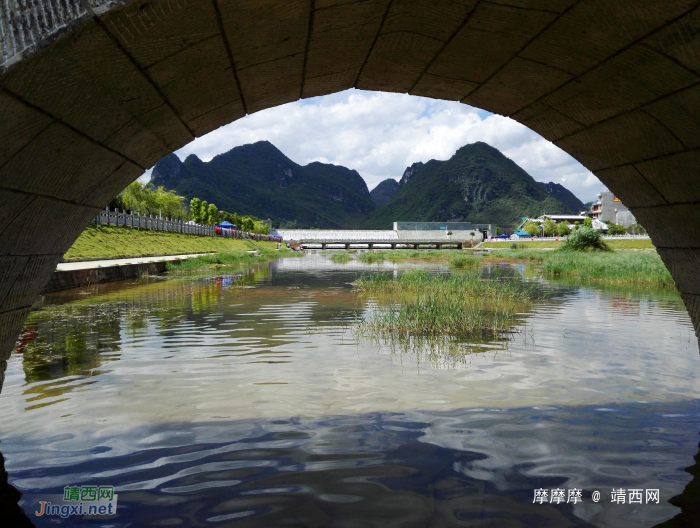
151, 141, 375, 229
361, 142, 576, 229
538, 181, 585, 214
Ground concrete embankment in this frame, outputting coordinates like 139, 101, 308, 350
43, 254, 209, 293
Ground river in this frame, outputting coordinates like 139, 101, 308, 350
1, 252, 698, 527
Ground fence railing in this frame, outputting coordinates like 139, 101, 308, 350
486, 234, 650, 242
94, 208, 283, 242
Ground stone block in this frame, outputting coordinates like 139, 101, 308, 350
358, 0, 477, 92
645, 8, 700, 74
238, 55, 304, 114
303, 0, 389, 98
521, 0, 697, 75
464, 58, 571, 116
539, 45, 698, 127
80, 160, 144, 208
594, 165, 667, 208
0, 92, 52, 167
513, 103, 585, 142
0, 307, 32, 363
680, 293, 700, 337
103, 0, 243, 137
410, 75, 478, 101
0, 122, 125, 203
632, 203, 700, 249
643, 84, 700, 149
0, 189, 36, 228
2, 21, 190, 167
0, 196, 98, 256
0, 255, 61, 313
634, 150, 700, 204
657, 248, 700, 294
219, 0, 309, 70
555, 110, 684, 171
427, 2, 555, 86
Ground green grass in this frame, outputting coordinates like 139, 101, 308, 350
448, 255, 480, 268
356, 249, 470, 264
481, 238, 654, 250
328, 252, 352, 263
64, 224, 280, 261
540, 251, 673, 287
166, 247, 297, 272
354, 269, 537, 338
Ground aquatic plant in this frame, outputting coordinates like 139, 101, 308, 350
329, 252, 352, 263
541, 251, 674, 287
448, 255, 479, 268
560, 226, 609, 251
354, 270, 537, 338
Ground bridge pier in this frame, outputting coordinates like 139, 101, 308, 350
391, 244, 396, 250
436, 243, 442, 250
368, 243, 374, 250
321, 243, 326, 250
345, 244, 350, 250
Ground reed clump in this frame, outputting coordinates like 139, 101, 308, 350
329, 252, 352, 263
541, 251, 674, 287
354, 270, 537, 338
167, 248, 295, 272
449, 255, 480, 268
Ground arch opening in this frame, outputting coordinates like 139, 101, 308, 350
2, 0, 700, 392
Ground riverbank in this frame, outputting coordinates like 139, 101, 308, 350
481, 238, 654, 250
166, 247, 298, 272
64, 224, 279, 261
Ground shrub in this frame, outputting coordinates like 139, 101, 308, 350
561, 226, 609, 251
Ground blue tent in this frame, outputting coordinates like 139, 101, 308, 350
496, 234, 509, 238
514, 231, 533, 237
219, 221, 236, 228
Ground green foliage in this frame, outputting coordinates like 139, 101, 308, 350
556, 222, 570, 236
117, 181, 185, 218
583, 217, 593, 228
449, 255, 479, 268
190, 198, 201, 222
151, 143, 375, 229
522, 220, 541, 236
607, 222, 627, 235
361, 142, 577, 229
541, 251, 674, 287
543, 218, 557, 236
560, 226, 609, 251
495, 226, 501, 236
354, 269, 538, 337
329, 252, 352, 263
206, 203, 219, 225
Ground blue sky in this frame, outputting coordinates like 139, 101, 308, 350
146, 89, 605, 203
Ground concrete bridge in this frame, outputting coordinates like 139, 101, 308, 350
3, 1, 700, 391
275, 229, 479, 249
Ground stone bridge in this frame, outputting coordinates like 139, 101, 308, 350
275, 229, 480, 249
2, 0, 700, 391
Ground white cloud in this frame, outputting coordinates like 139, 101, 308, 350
163, 89, 604, 203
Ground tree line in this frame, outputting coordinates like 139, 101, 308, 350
109, 181, 270, 234
519, 217, 645, 237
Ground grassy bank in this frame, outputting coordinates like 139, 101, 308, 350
354, 269, 537, 338
64, 224, 280, 261
166, 247, 296, 272
539, 251, 674, 287
481, 238, 654, 250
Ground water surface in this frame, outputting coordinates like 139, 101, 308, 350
1, 253, 699, 527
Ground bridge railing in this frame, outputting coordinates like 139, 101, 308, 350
93, 208, 283, 242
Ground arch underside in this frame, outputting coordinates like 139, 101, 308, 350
2, 0, 700, 390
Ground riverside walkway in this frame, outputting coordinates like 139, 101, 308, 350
273, 230, 478, 250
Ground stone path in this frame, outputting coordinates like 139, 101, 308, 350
56, 254, 213, 272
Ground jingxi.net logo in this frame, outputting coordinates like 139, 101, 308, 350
33, 485, 117, 518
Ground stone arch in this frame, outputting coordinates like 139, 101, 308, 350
2, 0, 700, 390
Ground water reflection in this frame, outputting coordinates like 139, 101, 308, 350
1, 253, 699, 527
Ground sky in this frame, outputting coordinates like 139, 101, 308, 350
144, 89, 605, 203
